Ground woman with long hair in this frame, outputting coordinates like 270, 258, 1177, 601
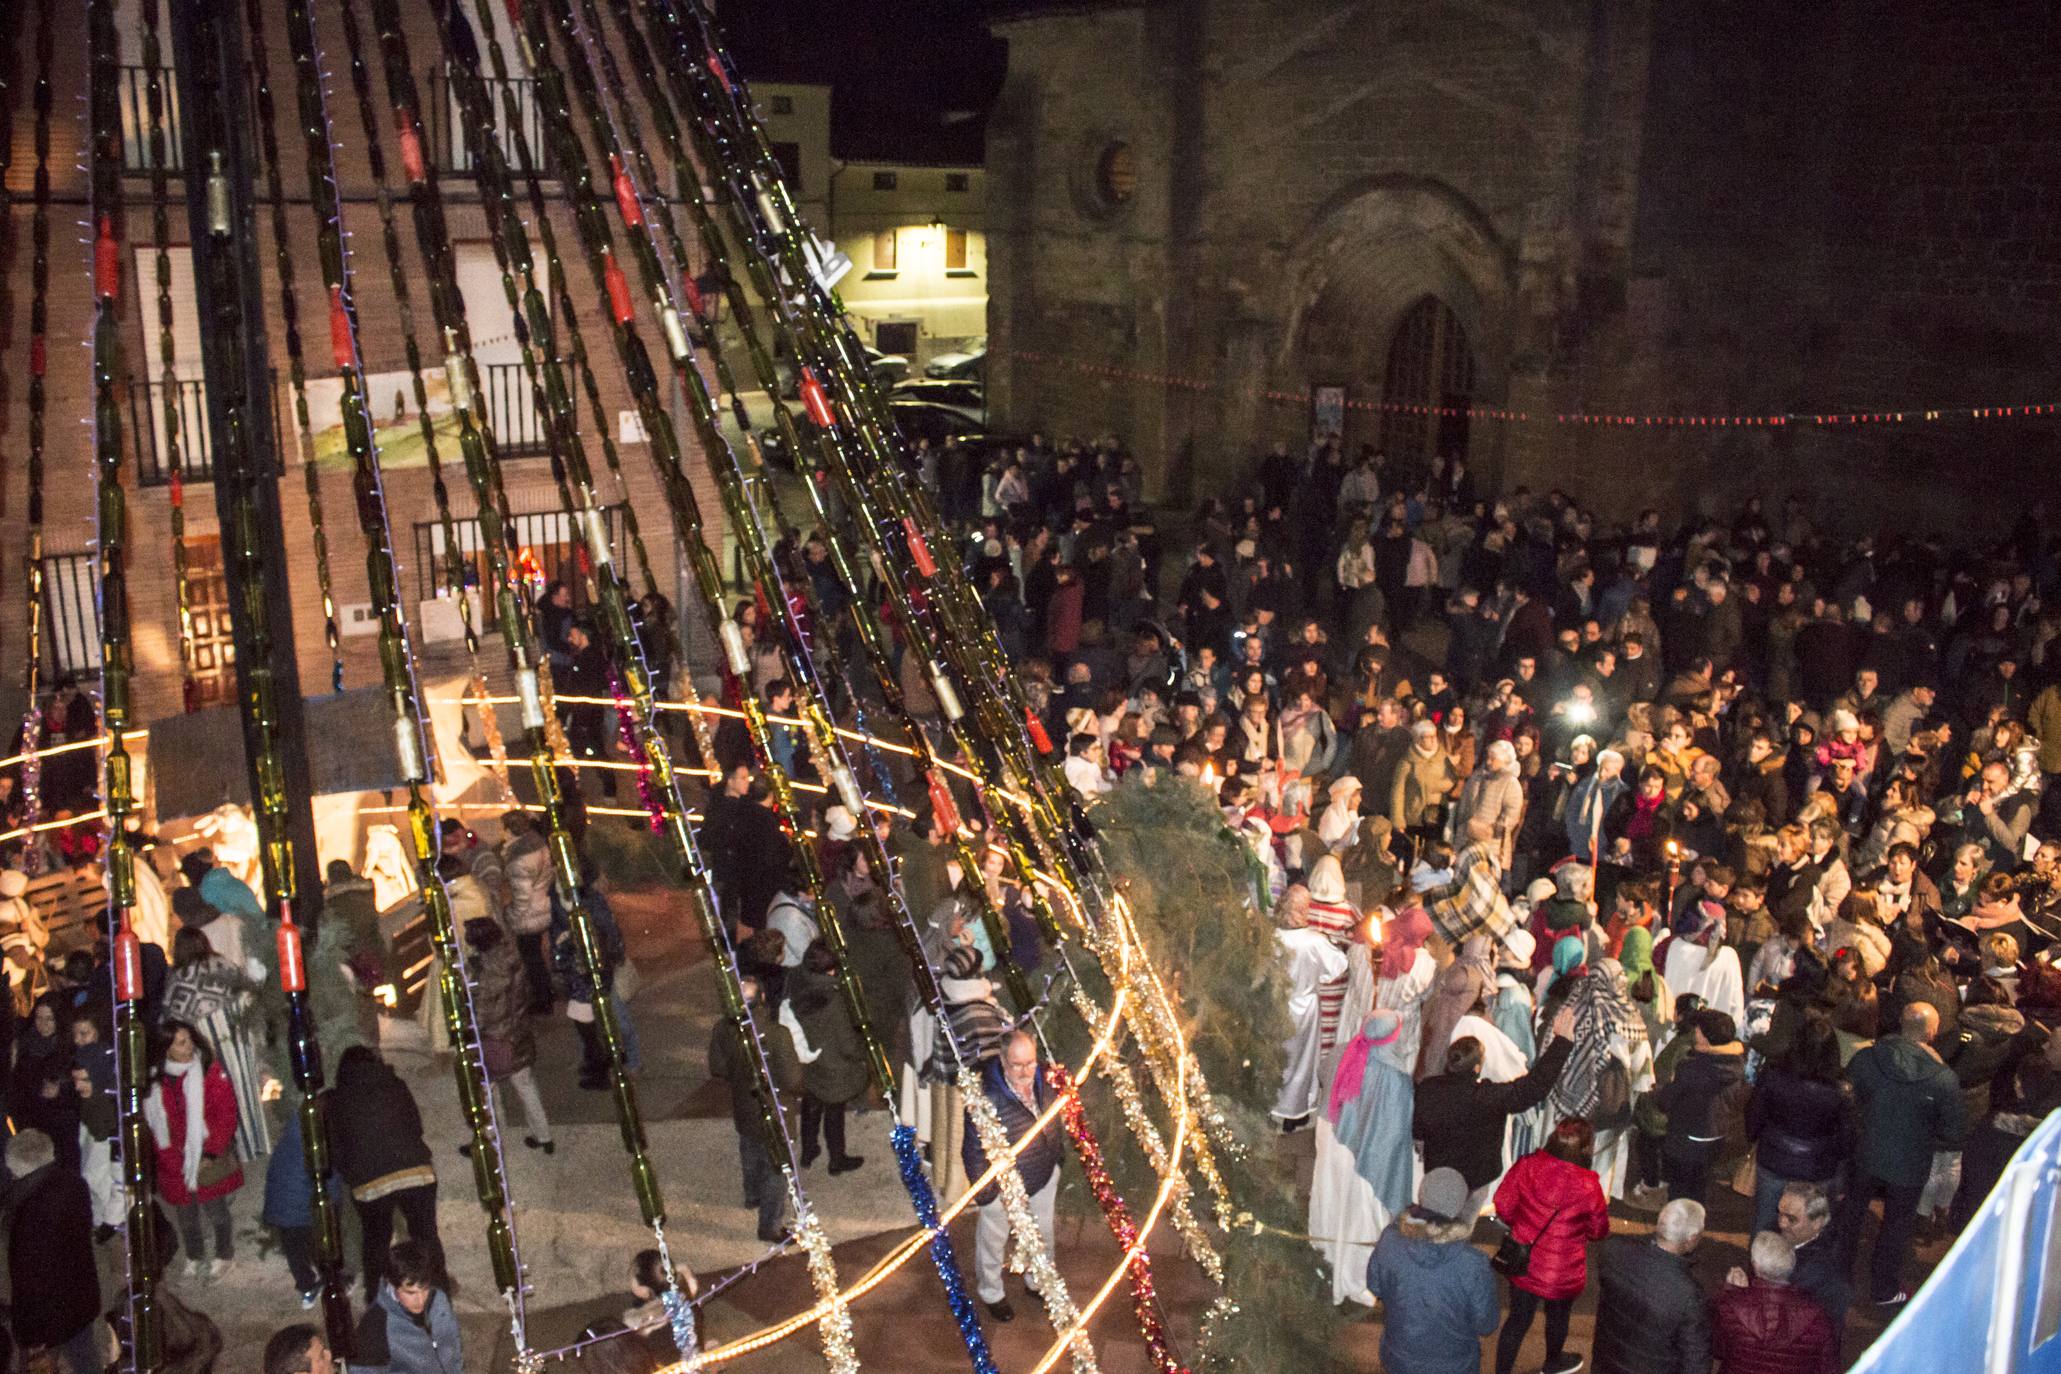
160, 924, 271, 1160
146, 1019, 244, 1278
1491, 1117, 1611, 1374
462, 918, 554, 1156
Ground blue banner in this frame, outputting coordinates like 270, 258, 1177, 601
1852, 1113, 2061, 1373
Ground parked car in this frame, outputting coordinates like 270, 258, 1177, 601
887, 378, 986, 423
924, 339, 987, 380
775, 345, 907, 397
887, 398, 990, 448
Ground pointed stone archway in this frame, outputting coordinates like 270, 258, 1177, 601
1279, 175, 1516, 471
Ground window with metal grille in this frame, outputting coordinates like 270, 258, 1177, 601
472, 361, 552, 457
132, 377, 215, 485
40, 554, 102, 678
117, 66, 184, 174
871, 170, 898, 191
769, 94, 795, 115
430, 68, 552, 177
945, 172, 970, 193
1379, 296, 1475, 464
413, 506, 626, 605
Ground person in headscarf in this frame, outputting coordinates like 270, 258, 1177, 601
1272, 884, 1349, 1130
159, 926, 272, 1160
1317, 775, 1365, 854
1544, 956, 1654, 1200
1376, 903, 1438, 1076
1307, 1008, 1416, 1307
1662, 899, 1747, 1029
1304, 854, 1360, 1058
1565, 746, 1627, 867
1418, 934, 1497, 1082
1490, 928, 1541, 1066
1615, 923, 1672, 1048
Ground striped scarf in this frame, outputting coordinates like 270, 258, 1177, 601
1551, 960, 1647, 1119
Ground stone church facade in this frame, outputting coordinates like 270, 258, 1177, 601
981, 0, 2061, 530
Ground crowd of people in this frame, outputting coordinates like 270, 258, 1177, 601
1018, 433, 2061, 1371
6, 424, 2061, 1372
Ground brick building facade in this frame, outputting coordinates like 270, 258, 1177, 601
0, 0, 724, 726
982, 0, 2061, 529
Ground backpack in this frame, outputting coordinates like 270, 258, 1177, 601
1594, 1057, 1633, 1131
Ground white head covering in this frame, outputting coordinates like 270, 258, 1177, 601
1487, 739, 1518, 771
1499, 927, 1537, 968
825, 806, 858, 842
0, 870, 25, 899
1307, 854, 1347, 905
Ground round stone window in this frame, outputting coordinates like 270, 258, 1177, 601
1094, 141, 1137, 209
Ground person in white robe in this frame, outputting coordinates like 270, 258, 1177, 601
1661, 902, 1747, 1029
1490, 927, 1540, 1064
1308, 1008, 1415, 1307
127, 848, 174, 951
1373, 904, 1437, 1076
1272, 886, 1349, 1128
1317, 776, 1364, 854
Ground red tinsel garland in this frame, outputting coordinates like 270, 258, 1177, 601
1048, 1063, 1190, 1374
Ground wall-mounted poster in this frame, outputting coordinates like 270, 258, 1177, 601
302, 370, 463, 469
1311, 383, 1346, 442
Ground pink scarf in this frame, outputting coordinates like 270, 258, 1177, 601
1328, 1017, 1403, 1122
1382, 906, 1433, 980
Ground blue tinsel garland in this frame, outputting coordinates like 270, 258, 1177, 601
892, 1123, 1001, 1374
661, 1284, 697, 1362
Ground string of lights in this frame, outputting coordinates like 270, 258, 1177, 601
1007, 348, 2061, 430
85, 3, 164, 1366
591, 0, 1043, 1017
239, 0, 347, 690
169, 0, 355, 1342
15, 0, 55, 874
671, 7, 1246, 1266
134, 4, 198, 711
279, 0, 531, 1343
389, 0, 774, 1322
325, 0, 483, 662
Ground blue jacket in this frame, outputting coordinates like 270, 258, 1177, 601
1366, 1213, 1500, 1374
352, 1284, 463, 1374
961, 1054, 1061, 1206
263, 1109, 345, 1229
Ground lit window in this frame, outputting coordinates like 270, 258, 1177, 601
1095, 143, 1135, 208
944, 228, 969, 272
872, 229, 897, 272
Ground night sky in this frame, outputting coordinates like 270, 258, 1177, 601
718, 0, 1009, 162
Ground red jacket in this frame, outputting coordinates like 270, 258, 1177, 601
1711, 1278, 1837, 1374
153, 1061, 245, 1206
1492, 1149, 1610, 1300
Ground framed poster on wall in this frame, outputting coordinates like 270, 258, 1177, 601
1311, 384, 1346, 442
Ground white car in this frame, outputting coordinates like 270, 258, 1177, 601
924, 338, 987, 380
